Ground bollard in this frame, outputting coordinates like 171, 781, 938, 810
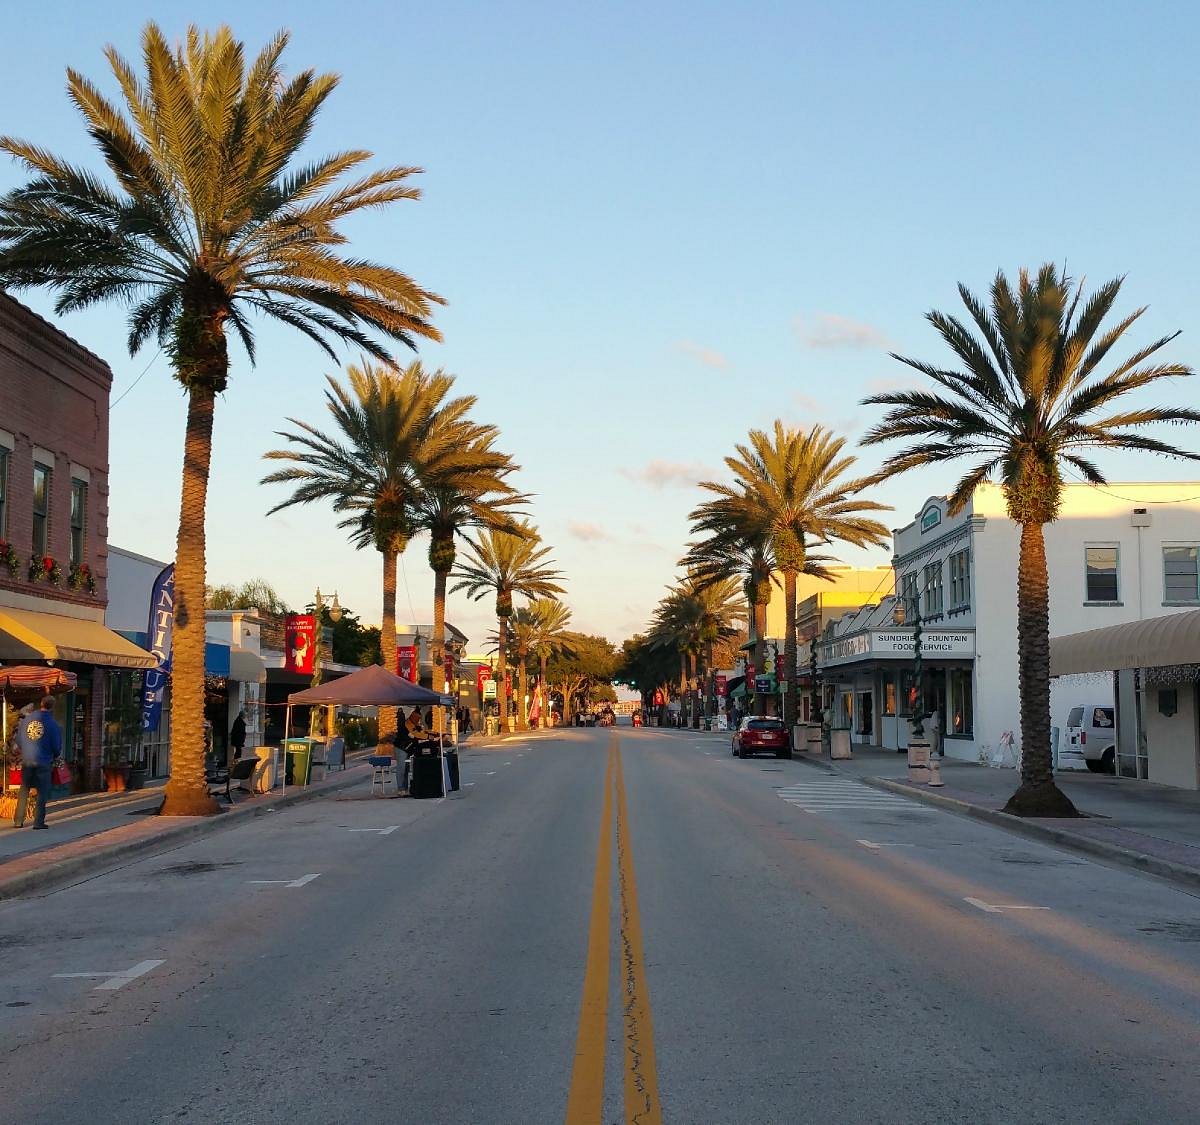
927, 752, 944, 787
907, 738, 930, 784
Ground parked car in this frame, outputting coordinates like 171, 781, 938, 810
732, 717, 792, 759
1063, 703, 1116, 773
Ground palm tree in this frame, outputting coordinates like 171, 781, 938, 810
861, 264, 1200, 817
508, 606, 545, 731
0, 25, 441, 815
691, 424, 890, 728
451, 523, 565, 730
412, 472, 527, 702
262, 361, 505, 734
648, 591, 702, 725
527, 599, 572, 728
687, 576, 745, 724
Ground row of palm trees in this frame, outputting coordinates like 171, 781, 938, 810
648, 266, 1200, 818
0, 23, 574, 811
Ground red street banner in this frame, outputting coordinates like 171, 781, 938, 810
476, 665, 492, 696
715, 674, 727, 697
443, 652, 456, 693
653, 688, 664, 707
504, 672, 512, 696
285, 614, 316, 675
396, 645, 418, 683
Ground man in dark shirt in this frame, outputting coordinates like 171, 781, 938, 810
14, 696, 63, 830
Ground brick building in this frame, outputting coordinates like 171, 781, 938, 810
0, 292, 155, 793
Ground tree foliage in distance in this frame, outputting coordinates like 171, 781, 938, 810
206, 578, 291, 615
545, 631, 618, 720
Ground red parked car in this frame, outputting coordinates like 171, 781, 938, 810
732, 717, 792, 759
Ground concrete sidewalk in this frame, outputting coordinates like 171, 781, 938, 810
795, 744, 1200, 891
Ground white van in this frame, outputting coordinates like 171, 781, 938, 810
1063, 704, 1116, 773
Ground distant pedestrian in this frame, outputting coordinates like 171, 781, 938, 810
230, 710, 247, 760
13, 696, 62, 830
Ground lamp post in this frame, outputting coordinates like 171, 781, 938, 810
895, 595, 931, 781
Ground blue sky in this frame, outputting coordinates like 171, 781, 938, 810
5, 2, 1200, 648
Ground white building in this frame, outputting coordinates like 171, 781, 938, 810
818, 482, 1200, 779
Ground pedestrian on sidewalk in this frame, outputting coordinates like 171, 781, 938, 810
14, 696, 62, 830
230, 711, 247, 760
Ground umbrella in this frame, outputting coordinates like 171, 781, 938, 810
2, 665, 78, 793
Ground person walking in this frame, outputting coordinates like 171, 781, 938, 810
230, 710, 247, 760
13, 696, 62, 830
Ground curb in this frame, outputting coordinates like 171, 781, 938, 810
860, 774, 1200, 894
0, 765, 372, 901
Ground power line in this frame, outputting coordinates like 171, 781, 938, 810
111, 349, 161, 408
1059, 467, 1200, 505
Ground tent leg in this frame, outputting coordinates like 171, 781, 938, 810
282, 705, 291, 796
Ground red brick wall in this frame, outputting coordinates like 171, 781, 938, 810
0, 292, 112, 608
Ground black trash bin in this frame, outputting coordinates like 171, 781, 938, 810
445, 750, 460, 792
409, 747, 443, 799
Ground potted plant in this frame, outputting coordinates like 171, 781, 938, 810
127, 744, 149, 791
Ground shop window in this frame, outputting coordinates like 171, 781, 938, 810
882, 679, 896, 716
0, 447, 8, 536
949, 549, 971, 607
104, 671, 145, 766
69, 478, 87, 567
1085, 546, 1119, 602
1163, 546, 1200, 603
949, 669, 973, 736
923, 562, 943, 616
899, 670, 917, 716
32, 461, 51, 557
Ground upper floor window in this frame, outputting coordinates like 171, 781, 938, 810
70, 479, 87, 567
900, 572, 919, 622
949, 550, 971, 607
1085, 546, 1119, 603
0, 448, 9, 539
32, 462, 51, 557
923, 561, 943, 616
1163, 545, 1200, 603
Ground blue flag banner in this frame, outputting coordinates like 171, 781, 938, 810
142, 563, 175, 732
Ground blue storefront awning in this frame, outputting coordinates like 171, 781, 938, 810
117, 631, 230, 676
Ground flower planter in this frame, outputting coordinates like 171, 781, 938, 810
103, 764, 131, 793
127, 765, 148, 791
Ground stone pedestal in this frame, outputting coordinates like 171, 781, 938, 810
907, 738, 930, 783
830, 729, 853, 760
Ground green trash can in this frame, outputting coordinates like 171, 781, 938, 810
284, 737, 315, 786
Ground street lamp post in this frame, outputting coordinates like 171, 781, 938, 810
895, 595, 932, 782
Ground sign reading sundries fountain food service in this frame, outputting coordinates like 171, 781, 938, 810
822, 629, 974, 665
142, 563, 175, 732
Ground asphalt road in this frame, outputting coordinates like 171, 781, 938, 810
3, 726, 1200, 1124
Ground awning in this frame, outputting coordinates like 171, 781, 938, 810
228, 648, 266, 683
0, 606, 157, 670
287, 663, 453, 706
1051, 608, 1200, 677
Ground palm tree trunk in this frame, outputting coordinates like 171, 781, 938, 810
705, 641, 715, 721
160, 386, 221, 816
782, 568, 798, 729
539, 653, 549, 727
431, 562, 449, 733
379, 547, 398, 738
678, 654, 687, 727
1003, 522, 1079, 817
688, 651, 699, 728
517, 648, 529, 731
753, 598, 767, 717
497, 615, 509, 730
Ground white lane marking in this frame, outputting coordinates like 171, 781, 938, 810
964, 897, 1050, 914
857, 840, 917, 850
249, 873, 321, 888
486, 771, 497, 776
54, 959, 165, 991
503, 762, 512, 766
349, 826, 400, 835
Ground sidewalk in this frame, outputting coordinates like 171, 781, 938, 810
796, 744, 1200, 890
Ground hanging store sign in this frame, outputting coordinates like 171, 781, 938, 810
821, 629, 975, 665
141, 563, 175, 732
396, 645, 418, 683
285, 614, 316, 675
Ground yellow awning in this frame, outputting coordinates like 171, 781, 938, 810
0, 606, 158, 670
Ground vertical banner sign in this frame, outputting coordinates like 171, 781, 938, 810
396, 645, 418, 683
476, 664, 492, 697
285, 614, 316, 675
142, 563, 175, 732
715, 674, 728, 697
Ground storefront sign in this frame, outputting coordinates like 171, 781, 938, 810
824, 633, 872, 662
821, 628, 975, 665
396, 645, 418, 682
483, 678, 497, 700
285, 614, 316, 675
754, 675, 773, 694
141, 563, 174, 732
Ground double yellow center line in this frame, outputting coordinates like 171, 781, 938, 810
565, 737, 662, 1124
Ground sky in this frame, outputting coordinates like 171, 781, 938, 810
5, 2, 1200, 650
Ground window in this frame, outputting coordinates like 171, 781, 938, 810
0, 448, 8, 537
948, 668, 973, 735
1085, 546, 1119, 602
899, 670, 917, 716
923, 561, 943, 617
1163, 546, 1200, 603
882, 678, 896, 716
70, 479, 87, 567
900, 572, 919, 622
32, 462, 51, 557
949, 550, 971, 607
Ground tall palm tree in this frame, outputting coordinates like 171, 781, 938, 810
687, 576, 745, 723
691, 424, 891, 728
527, 599, 572, 728
451, 523, 565, 730
262, 361, 505, 734
412, 471, 527, 701
508, 606, 544, 731
648, 590, 702, 725
0, 25, 441, 815
862, 264, 1200, 817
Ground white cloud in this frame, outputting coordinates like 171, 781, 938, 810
567, 520, 612, 542
619, 459, 716, 489
796, 312, 892, 351
674, 340, 731, 370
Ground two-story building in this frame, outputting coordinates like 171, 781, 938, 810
0, 294, 155, 791
818, 481, 1200, 779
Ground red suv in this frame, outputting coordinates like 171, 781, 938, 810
732, 717, 792, 759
